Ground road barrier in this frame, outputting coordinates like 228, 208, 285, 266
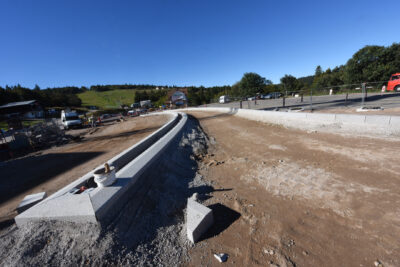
181, 107, 400, 137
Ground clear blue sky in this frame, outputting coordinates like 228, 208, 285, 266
0, 0, 398, 88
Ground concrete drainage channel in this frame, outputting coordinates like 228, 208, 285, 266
15, 111, 188, 227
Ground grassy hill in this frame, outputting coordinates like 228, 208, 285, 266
77, 89, 135, 109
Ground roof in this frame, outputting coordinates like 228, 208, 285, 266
0, 100, 37, 109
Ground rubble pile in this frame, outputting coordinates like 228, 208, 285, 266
27, 119, 68, 149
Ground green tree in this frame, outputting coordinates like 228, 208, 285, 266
315, 65, 323, 77
238, 72, 269, 96
280, 74, 298, 92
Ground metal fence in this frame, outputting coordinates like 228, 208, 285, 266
206, 81, 400, 112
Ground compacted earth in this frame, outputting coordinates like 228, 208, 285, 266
185, 111, 400, 267
0, 111, 399, 267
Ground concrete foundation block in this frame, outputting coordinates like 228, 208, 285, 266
186, 199, 213, 243
17, 192, 47, 214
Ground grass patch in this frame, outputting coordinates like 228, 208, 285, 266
77, 89, 136, 109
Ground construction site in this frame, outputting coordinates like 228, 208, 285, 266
2, 0, 400, 265
0, 104, 398, 267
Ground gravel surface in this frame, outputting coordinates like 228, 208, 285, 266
0, 116, 211, 266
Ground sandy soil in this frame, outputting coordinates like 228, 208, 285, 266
1, 111, 399, 266
185, 111, 400, 267
0, 115, 169, 225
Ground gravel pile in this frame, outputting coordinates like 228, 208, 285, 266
0, 116, 211, 266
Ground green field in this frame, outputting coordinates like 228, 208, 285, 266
77, 89, 136, 109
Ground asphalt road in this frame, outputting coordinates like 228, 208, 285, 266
205, 92, 400, 111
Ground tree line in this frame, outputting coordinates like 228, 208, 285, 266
0, 85, 84, 107
1, 43, 398, 108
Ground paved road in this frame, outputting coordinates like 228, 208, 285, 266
205, 92, 400, 111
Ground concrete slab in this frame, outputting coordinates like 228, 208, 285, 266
15, 112, 188, 227
186, 199, 214, 243
15, 194, 97, 225
17, 192, 47, 213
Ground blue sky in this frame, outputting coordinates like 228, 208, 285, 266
0, 0, 397, 88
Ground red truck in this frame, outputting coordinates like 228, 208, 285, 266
387, 73, 400, 92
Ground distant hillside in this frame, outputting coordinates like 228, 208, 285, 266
77, 89, 135, 109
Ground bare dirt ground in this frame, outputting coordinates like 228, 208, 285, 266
0, 115, 168, 227
1, 111, 399, 266
185, 111, 400, 267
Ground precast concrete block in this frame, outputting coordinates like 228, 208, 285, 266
186, 199, 214, 243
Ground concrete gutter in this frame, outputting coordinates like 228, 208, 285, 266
15, 112, 188, 227
180, 107, 400, 137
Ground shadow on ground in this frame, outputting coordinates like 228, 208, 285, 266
198, 203, 241, 242
78, 126, 162, 143
0, 151, 104, 204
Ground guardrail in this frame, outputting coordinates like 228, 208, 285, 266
15, 112, 188, 227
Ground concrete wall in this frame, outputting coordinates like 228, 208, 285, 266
15, 112, 188, 226
181, 107, 400, 137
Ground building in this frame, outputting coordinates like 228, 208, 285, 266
0, 100, 44, 119
167, 89, 188, 108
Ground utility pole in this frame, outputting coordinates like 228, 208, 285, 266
361, 83, 366, 107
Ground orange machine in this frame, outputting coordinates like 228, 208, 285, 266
387, 73, 400, 92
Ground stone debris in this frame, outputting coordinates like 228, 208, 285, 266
374, 260, 383, 267
214, 253, 228, 263
263, 248, 274, 255
28, 119, 67, 149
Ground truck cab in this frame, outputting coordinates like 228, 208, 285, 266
61, 110, 82, 130
387, 73, 400, 92
219, 95, 230, 104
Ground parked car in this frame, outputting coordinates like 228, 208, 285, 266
265, 92, 283, 99
127, 110, 139, 117
387, 73, 400, 92
247, 96, 256, 101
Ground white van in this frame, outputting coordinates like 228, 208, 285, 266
61, 110, 82, 129
219, 95, 230, 104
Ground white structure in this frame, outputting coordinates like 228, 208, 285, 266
186, 199, 214, 243
61, 110, 82, 129
219, 95, 230, 104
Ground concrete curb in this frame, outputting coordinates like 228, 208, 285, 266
15, 112, 188, 226
180, 107, 400, 136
